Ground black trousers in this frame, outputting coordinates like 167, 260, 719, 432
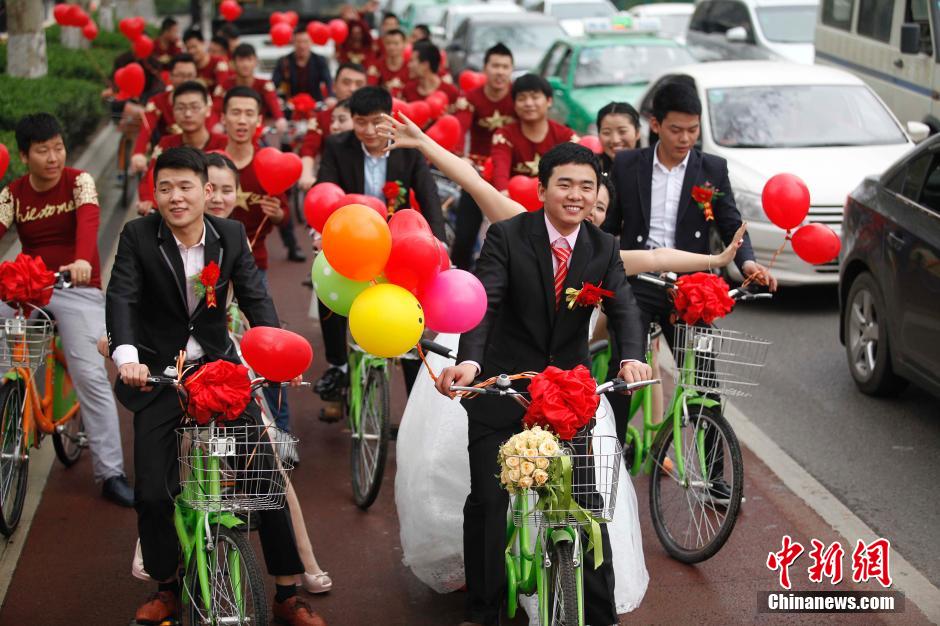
452, 191, 484, 271
278, 208, 300, 254
134, 389, 304, 582
464, 418, 617, 626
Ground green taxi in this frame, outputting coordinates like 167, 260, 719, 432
537, 31, 696, 134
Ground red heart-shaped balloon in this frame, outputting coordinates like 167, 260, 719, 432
409, 101, 431, 128
133, 34, 154, 59
303, 182, 346, 232
119, 16, 146, 41
114, 63, 146, 100
66, 5, 89, 27
82, 20, 99, 41
284, 11, 299, 27
270, 22, 293, 47
219, 0, 242, 21
269, 11, 289, 26
508, 175, 541, 212
254, 147, 302, 196
328, 19, 349, 44
241, 327, 313, 382
340, 194, 387, 219
458, 70, 486, 92
426, 114, 461, 152
306, 21, 330, 45
388, 208, 432, 238
53, 4, 70, 25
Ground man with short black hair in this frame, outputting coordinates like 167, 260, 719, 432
182, 28, 230, 91
402, 40, 458, 104
367, 28, 409, 98
131, 54, 200, 169
1, 113, 132, 508
272, 28, 333, 102
436, 142, 649, 626
154, 17, 182, 68
212, 43, 287, 132
410, 23, 430, 43
490, 73, 577, 191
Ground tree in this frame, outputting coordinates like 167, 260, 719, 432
5, 0, 48, 78
61, 0, 92, 50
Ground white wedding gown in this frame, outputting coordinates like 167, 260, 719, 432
395, 333, 649, 619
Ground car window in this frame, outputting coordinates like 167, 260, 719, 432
573, 44, 696, 88
709, 0, 755, 40
689, 1, 712, 32
556, 47, 574, 82
899, 152, 932, 200
905, 0, 934, 55
822, 0, 854, 29
918, 155, 940, 212
454, 20, 469, 43
857, 0, 893, 42
547, 1, 616, 19
469, 23, 566, 53
755, 5, 818, 43
542, 42, 569, 76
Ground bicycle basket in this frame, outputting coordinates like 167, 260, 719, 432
176, 424, 297, 513
672, 323, 771, 398
0, 316, 54, 370
509, 433, 622, 528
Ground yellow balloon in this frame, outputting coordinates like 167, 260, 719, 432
349, 284, 425, 358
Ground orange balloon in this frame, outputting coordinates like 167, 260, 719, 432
322, 204, 392, 281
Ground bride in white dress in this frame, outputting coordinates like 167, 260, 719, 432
383, 112, 747, 619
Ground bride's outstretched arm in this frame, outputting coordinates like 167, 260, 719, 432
621, 223, 747, 275
377, 112, 525, 223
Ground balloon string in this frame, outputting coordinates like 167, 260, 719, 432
417, 343, 538, 398
741, 232, 789, 289
249, 215, 269, 251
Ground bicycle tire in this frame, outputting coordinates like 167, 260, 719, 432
648, 405, 743, 563
52, 412, 85, 467
350, 365, 389, 510
0, 379, 28, 536
547, 540, 580, 626
183, 524, 268, 626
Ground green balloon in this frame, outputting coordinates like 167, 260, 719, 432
312, 252, 371, 316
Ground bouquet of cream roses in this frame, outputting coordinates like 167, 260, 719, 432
498, 425, 562, 495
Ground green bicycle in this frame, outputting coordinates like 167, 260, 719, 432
616, 273, 772, 563
345, 344, 391, 509
147, 372, 298, 626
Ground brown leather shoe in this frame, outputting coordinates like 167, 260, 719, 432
273, 595, 326, 626
134, 590, 179, 624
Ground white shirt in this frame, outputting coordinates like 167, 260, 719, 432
648, 143, 690, 250
112, 226, 207, 369
544, 214, 579, 274
362, 142, 390, 201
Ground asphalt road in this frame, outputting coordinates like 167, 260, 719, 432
727, 285, 940, 588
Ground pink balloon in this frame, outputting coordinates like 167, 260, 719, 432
578, 135, 603, 154
791, 223, 841, 265
388, 208, 432, 238
419, 269, 487, 333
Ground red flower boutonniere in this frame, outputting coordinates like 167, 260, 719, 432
564, 282, 614, 310
192, 261, 220, 308
383, 179, 408, 215
692, 182, 723, 222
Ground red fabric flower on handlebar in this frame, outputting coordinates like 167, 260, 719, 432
184, 360, 252, 425
672, 272, 735, 325
523, 365, 599, 440
0, 254, 56, 309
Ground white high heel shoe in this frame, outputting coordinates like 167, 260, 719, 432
298, 571, 332, 594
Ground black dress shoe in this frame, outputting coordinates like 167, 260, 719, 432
102, 475, 134, 507
314, 366, 348, 402
287, 249, 307, 263
705, 478, 732, 506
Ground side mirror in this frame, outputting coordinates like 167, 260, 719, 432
725, 26, 748, 43
906, 120, 931, 143
900, 23, 921, 54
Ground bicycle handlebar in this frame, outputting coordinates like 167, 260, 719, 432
635, 272, 772, 303
419, 338, 457, 360
450, 376, 660, 397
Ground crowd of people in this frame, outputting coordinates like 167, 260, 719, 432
0, 4, 778, 625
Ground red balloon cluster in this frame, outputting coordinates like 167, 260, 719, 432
54, 4, 90, 28
270, 22, 293, 46
402, 100, 431, 128
329, 19, 349, 44
458, 70, 486, 92
269, 11, 298, 27
114, 62, 146, 99
219, 0, 242, 21
254, 147, 302, 195
426, 115, 462, 152
133, 34, 154, 59
82, 21, 99, 41
307, 21, 330, 45
119, 16, 146, 41
790, 223, 841, 265
508, 176, 540, 211
425, 91, 448, 118
241, 327, 313, 382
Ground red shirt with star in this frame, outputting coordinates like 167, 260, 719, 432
490, 120, 578, 191
212, 76, 284, 120
401, 79, 459, 105
232, 156, 288, 270
0, 168, 102, 288
138, 132, 229, 203
197, 55, 231, 91
153, 38, 182, 67
366, 59, 409, 98
298, 107, 334, 159
133, 87, 179, 156
454, 85, 515, 163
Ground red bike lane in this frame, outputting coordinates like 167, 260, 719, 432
0, 232, 930, 625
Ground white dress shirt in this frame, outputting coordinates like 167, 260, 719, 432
112, 226, 206, 369
648, 143, 690, 250
362, 142, 390, 201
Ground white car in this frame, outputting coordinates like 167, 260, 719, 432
532, 0, 620, 36
637, 61, 923, 285
628, 3, 695, 41
432, 2, 523, 48
686, 0, 818, 64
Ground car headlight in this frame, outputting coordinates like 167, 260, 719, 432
734, 190, 768, 223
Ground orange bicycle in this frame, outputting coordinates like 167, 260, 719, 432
0, 272, 85, 535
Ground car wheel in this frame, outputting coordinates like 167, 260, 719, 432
844, 272, 908, 396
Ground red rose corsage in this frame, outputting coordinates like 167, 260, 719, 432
564, 281, 614, 310
383, 179, 407, 214
691, 183, 723, 222
192, 261, 220, 308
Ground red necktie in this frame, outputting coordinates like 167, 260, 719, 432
552, 238, 571, 308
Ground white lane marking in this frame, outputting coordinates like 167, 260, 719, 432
726, 401, 940, 625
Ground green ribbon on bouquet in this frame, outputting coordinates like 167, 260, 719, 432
536, 454, 604, 569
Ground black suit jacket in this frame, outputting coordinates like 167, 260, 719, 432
316, 130, 447, 242
272, 51, 332, 101
603, 147, 754, 271
106, 213, 278, 411
457, 210, 644, 431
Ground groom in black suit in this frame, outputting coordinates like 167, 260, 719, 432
437, 143, 651, 626
106, 147, 323, 626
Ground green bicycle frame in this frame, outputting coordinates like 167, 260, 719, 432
346, 348, 388, 436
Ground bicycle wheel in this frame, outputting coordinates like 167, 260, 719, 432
350, 365, 390, 510
0, 380, 28, 536
648, 405, 743, 563
546, 540, 580, 626
53, 412, 86, 467
184, 524, 268, 626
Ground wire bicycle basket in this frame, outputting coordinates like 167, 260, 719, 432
176, 424, 297, 513
673, 323, 772, 398
0, 309, 54, 371
510, 433, 622, 528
